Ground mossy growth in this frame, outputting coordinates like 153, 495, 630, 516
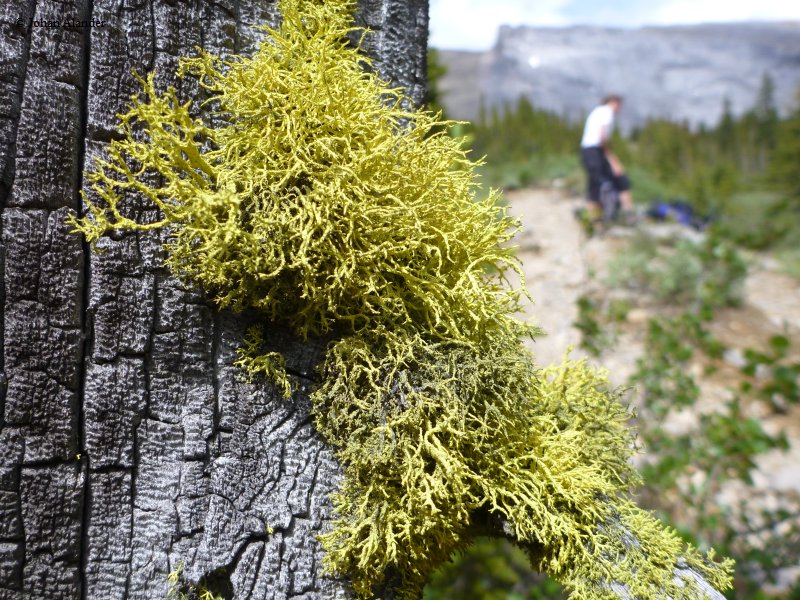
70, 0, 734, 598
166, 563, 226, 600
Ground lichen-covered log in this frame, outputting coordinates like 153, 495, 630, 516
0, 0, 426, 598
1, 0, 734, 598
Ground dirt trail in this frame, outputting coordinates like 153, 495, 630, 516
504, 188, 588, 366
505, 187, 800, 588
505, 186, 800, 379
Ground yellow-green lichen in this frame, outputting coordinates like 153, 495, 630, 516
71, 0, 526, 348
70, 0, 734, 598
314, 330, 730, 597
166, 563, 224, 600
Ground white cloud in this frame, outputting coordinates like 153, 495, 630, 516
650, 0, 800, 24
429, 0, 571, 50
429, 0, 800, 51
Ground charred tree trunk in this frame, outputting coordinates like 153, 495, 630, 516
0, 1, 427, 598
0, 1, 732, 599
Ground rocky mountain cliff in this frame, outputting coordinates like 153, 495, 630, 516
436, 22, 800, 129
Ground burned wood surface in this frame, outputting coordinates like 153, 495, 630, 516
0, 0, 427, 597
0, 1, 731, 598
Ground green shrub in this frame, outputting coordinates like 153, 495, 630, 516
477, 154, 582, 191
606, 233, 747, 310
585, 227, 797, 595
775, 246, 800, 279
424, 538, 565, 600
575, 295, 631, 357
714, 191, 787, 249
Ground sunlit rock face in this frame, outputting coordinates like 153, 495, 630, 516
437, 22, 800, 130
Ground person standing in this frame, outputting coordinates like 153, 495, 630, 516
580, 95, 633, 219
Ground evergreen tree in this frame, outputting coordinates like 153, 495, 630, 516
714, 98, 738, 164
754, 72, 779, 153
425, 48, 448, 114
769, 92, 800, 214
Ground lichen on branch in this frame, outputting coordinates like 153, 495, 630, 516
71, 0, 525, 347
70, 0, 734, 598
314, 329, 731, 598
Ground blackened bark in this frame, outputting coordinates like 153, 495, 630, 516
0, 1, 727, 598
0, 1, 428, 598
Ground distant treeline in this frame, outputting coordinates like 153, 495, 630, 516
451, 73, 799, 250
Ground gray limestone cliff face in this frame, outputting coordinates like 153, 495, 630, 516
437, 22, 800, 130
0, 0, 427, 598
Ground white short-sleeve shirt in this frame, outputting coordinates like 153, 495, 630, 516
581, 104, 614, 148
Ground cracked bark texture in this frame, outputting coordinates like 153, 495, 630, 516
0, 0, 730, 598
0, 0, 427, 598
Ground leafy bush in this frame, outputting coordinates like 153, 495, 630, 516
424, 538, 565, 600
575, 295, 631, 357
714, 191, 788, 249
740, 334, 800, 412
579, 227, 799, 595
476, 155, 583, 191
606, 232, 747, 309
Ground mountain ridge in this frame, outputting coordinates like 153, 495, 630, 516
435, 22, 800, 129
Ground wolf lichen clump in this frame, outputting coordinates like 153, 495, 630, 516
70, 0, 733, 597
314, 331, 729, 597
71, 0, 523, 348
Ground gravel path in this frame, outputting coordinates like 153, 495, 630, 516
505, 186, 800, 589
504, 188, 588, 366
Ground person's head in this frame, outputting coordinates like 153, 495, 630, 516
602, 95, 623, 112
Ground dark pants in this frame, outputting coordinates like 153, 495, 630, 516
581, 146, 630, 203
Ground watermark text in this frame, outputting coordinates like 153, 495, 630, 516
14, 16, 106, 29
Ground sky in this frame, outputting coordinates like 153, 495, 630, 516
429, 0, 800, 50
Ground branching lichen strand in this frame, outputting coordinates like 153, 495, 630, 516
70, 0, 734, 598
